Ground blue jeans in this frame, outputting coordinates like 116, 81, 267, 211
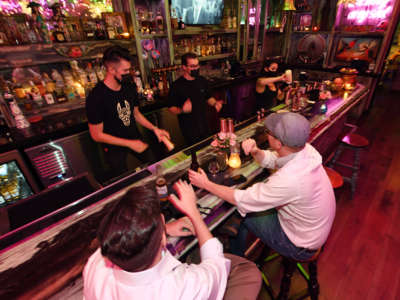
230, 210, 317, 261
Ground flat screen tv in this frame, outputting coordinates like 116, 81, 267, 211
171, 0, 224, 25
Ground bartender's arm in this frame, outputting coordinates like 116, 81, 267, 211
88, 122, 148, 153
133, 106, 170, 141
257, 74, 286, 87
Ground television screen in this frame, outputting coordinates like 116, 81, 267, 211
171, 0, 224, 25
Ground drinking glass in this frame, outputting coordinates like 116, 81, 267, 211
208, 160, 220, 177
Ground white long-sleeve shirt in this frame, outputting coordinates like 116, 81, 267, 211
234, 144, 336, 250
83, 238, 231, 300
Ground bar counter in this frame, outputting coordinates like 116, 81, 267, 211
0, 84, 369, 299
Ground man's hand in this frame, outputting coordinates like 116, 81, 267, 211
169, 180, 199, 218
153, 127, 170, 142
214, 100, 223, 112
128, 140, 148, 153
182, 98, 192, 113
166, 217, 194, 237
242, 138, 258, 156
188, 168, 210, 189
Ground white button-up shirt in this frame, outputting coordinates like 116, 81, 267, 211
234, 143, 336, 250
83, 238, 230, 300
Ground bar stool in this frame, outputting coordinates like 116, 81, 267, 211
327, 131, 369, 197
260, 249, 321, 300
323, 166, 343, 189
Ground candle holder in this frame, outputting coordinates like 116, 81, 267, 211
228, 143, 241, 169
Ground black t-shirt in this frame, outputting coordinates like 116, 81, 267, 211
86, 81, 140, 140
168, 76, 211, 139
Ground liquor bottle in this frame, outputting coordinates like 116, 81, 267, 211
155, 165, 168, 201
51, 69, 67, 103
83, 19, 96, 40
155, 176, 168, 201
4, 91, 30, 129
133, 70, 143, 95
170, 8, 178, 30
95, 62, 106, 81
216, 37, 222, 54
227, 9, 232, 29
148, 11, 156, 34
0, 18, 9, 45
95, 20, 106, 40
232, 12, 237, 29
106, 23, 117, 39
26, 21, 39, 44
43, 73, 56, 93
156, 9, 164, 33
178, 17, 185, 30
41, 76, 55, 105
28, 81, 44, 107
86, 63, 98, 88
190, 149, 200, 172
12, 79, 26, 100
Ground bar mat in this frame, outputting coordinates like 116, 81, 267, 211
270, 103, 287, 112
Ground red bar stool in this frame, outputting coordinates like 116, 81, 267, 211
260, 248, 322, 300
323, 166, 343, 189
327, 130, 369, 197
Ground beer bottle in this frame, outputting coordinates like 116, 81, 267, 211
190, 149, 200, 172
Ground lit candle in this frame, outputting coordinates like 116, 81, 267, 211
228, 153, 241, 168
344, 83, 353, 90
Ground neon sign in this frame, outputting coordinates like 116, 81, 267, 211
342, 0, 394, 26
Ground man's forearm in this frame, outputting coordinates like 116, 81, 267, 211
204, 180, 237, 205
134, 110, 156, 131
252, 148, 266, 165
168, 106, 183, 115
92, 132, 135, 148
189, 212, 213, 248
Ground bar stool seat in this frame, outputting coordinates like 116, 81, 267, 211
259, 248, 322, 300
328, 132, 369, 197
341, 133, 369, 148
323, 167, 343, 189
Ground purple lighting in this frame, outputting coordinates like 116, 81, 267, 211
338, 0, 394, 27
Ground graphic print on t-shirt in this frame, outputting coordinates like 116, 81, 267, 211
117, 100, 131, 126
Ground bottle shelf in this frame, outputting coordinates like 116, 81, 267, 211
174, 52, 235, 64
0, 40, 136, 70
139, 33, 168, 39
334, 31, 385, 36
173, 28, 237, 36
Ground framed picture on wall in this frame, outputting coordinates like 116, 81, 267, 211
101, 12, 128, 35
334, 36, 382, 63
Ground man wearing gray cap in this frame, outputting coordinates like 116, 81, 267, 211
189, 112, 336, 261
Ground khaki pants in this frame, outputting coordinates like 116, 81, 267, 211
223, 254, 262, 300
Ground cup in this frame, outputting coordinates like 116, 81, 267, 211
285, 69, 293, 84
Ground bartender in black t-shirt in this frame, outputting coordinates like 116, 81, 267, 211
86, 46, 170, 173
255, 59, 287, 112
168, 53, 223, 145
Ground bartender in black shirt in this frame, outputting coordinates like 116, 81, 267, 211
168, 53, 223, 145
255, 59, 287, 112
86, 46, 170, 173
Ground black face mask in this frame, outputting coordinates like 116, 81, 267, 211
190, 69, 200, 78
261, 69, 278, 77
115, 74, 132, 85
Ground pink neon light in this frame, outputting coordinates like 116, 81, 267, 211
343, 0, 394, 26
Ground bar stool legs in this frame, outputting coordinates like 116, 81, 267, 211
308, 261, 319, 300
277, 258, 296, 300
328, 132, 369, 198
